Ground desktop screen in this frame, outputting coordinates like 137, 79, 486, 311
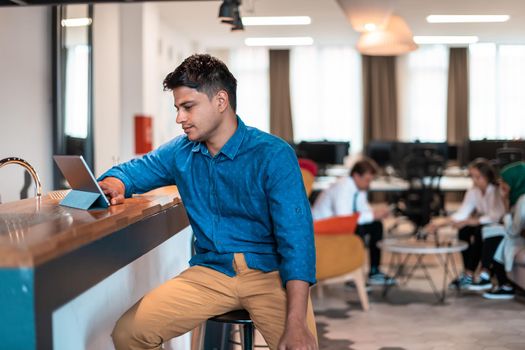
296, 141, 350, 166
366, 141, 396, 167
465, 139, 525, 164
366, 140, 448, 171
391, 142, 448, 171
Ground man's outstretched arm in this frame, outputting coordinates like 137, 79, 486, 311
278, 280, 317, 350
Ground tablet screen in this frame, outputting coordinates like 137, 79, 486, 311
53, 155, 110, 207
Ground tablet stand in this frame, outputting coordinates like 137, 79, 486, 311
59, 190, 109, 210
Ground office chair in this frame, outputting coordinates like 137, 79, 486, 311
389, 148, 446, 239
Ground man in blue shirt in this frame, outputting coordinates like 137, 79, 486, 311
100, 54, 317, 350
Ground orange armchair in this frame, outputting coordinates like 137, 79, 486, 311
300, 168, 315, 197
314, 214, 369, 311
298, 158, 318, 198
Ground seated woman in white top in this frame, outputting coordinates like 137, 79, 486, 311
426, 159, 506, 290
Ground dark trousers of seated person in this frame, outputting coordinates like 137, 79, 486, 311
458, 225, 483, 272
481, 236, 504, 272
356, 221, 383, 275
482, 235, 512, 286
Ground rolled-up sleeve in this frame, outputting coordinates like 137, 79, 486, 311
265, 145, 316, 286
451, 188, 476, 222
98, 139, 178, 197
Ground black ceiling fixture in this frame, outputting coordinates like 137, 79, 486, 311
219, 0, 244, 31
0, 0, 195, 6
218, 0, 236, 20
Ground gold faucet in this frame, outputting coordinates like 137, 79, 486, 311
0, 157, 42, 198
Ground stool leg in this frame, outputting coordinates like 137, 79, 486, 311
190, 323, 206, 350
242, 323, 254, 350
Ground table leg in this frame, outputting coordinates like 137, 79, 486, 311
436, 251, 462, 293
441, 253, 450, 302
402, 254, 423, 285
386, 249, 397, 277
383, 253, 411, 297
449, 251, 461, 279
383, 252, 398, 297
418, 256, 442, 301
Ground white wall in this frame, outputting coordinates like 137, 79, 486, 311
142, 3, 161, 124
93, 4, 122, 176
155, 22, 194, 147
95, 2, 196, 166
0, 6, 53, 203
119, 3, 145, 163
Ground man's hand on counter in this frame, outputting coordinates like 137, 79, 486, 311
98, 177, 126, 205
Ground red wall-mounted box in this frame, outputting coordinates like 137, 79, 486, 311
134, 115, 153, 155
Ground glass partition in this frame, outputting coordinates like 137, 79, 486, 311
52, 4, 94, 189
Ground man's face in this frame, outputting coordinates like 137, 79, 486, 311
173, 86, 224, 142
353, 172, 374, 191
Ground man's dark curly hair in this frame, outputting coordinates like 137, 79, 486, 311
163, 54, 237, 111
350, 157, 379, 177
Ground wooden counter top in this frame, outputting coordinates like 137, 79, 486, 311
0, 186, 182, 268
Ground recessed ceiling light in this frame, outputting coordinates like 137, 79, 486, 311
242, 16, 311, 26
426, 15, 510, 23
364, 23, 377, 31
413, 36, 479, 44
245, 37, 314, 46
61, 18, 92, 27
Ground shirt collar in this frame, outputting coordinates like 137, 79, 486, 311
191, 142, 206, 154
219, 116, 246, 160
190, 116, 246, 160
348, 177, 360, 192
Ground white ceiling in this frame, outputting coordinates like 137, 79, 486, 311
157, 0, 525, 49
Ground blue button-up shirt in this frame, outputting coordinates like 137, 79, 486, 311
100, 117, 316, 285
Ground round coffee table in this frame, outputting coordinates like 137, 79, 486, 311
378, 238, 468, 302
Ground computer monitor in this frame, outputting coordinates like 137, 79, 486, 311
296, 141, 350, 166
496, 147, 524, 169
410, 142, 448, 161
390, 141, 448, 173
447, 145, 459, 162
366, 140, 396, 168
465, 139, 525, 164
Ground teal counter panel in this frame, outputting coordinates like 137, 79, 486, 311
0, 268, 36, 350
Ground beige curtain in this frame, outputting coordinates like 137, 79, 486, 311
362, 55, 398, 146
269, 49, 294, 141
447, 47, 469, 145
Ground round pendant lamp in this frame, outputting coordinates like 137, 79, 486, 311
357, 15, 417, 56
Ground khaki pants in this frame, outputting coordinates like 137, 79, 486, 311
112, 253, 317, 350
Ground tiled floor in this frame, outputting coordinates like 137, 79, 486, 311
312, 249, 525, 350
235, 210, 525, 350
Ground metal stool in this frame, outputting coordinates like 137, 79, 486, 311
207, 309, 268, 350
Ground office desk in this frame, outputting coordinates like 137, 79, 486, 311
313, 175, 472, 193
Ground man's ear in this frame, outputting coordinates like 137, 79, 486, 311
216, 90, 229, 113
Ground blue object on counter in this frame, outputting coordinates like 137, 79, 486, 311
59, 190, 107, 210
